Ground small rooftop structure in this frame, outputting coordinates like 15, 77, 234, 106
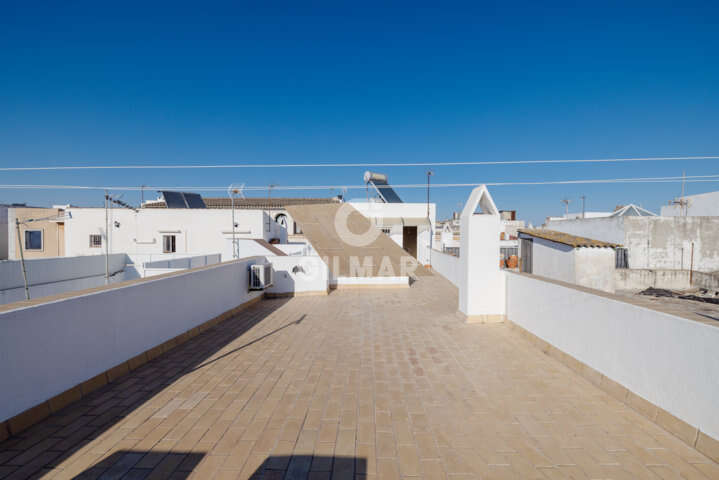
518, 229, 621, 248
609, 204, 657, 217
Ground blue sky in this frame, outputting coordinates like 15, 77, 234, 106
1, 1, 718, 223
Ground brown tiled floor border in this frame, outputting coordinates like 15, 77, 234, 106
508, 319, 719, 464
0, 294, 264, 442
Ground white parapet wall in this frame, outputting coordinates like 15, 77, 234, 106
141, 253, 222, 277
429, 249, 460, 287
266, 256, 329, 295
506, 271, 719, 442
0, 257, 265, 424
0, 254, 128, 305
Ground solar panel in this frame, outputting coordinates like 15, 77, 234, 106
374, 184, 403, 203
183, 193, 206, 209
160, 191, 188, 208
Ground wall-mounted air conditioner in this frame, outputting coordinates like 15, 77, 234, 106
249, 263, 273, 290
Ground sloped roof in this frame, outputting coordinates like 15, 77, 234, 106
144, 197, 340, 210
286, 203, 430, 278
518, 229, 621, 248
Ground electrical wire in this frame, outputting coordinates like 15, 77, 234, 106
0, 155, 718, 171
0, 174, 717, 192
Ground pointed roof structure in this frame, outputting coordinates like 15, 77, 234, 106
609, 204, 657, 217
460, 184, 499, 219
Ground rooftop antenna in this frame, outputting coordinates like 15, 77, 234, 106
228, 183, 245, 259
671, 171, 689, 216
561, 198, 571, 216
580, 195, 586, 219
267, 184, 277, 232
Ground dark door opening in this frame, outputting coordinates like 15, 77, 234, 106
520, 238, 533, 273
402, 226, 418, 258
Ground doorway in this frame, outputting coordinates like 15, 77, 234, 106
402, 226, 417, 258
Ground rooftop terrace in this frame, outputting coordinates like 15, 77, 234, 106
1, 275, 717, 479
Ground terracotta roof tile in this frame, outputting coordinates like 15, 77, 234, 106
518, 229, 621, 248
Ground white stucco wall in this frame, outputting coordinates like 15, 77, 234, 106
526, 237, 575, 284
661, 190, 719, 216
547, 216, 719, 272
266, 256, 329, 294
0, 257, 265, 423
574, 247, 616, 293
429, 249, 460, 287
0, 254, 129, 305
506, 272, 719, 441
64, 208, 286, 261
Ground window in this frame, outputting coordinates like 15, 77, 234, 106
24, 230, 43, 250
163, 235, 176, 253
293, 222, 303, 235
89, 234, 102, 248
615, 247, 629, 269
381, 227, 391, 235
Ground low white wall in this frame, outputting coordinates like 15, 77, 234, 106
430, 249, 460, 287
0, 271, 131, 305
142, 253, 222, 270
266, 256, 329, 294
615, 269, 692, 291
506, 272, 719, 441
0, 254, 126, 291
0, 257, 265, 423
275, 243, 313, 256
0, 254, 128, 305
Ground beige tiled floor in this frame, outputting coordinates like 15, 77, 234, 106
1, 275, 718, 479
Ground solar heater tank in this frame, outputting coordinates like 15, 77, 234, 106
364, 171, 388, 184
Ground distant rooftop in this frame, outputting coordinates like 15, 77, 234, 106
519, 228, 621, 248
143, 196, 341, 210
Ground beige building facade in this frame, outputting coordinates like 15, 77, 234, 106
3, 206, 66, 260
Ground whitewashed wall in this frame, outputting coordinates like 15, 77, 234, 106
0, 254, 128, 305
547, 216, 719, 272
430, 249, 460, 287
65, 208, 287, 260
506, 272, 719, 441
0, 257, 265, 423
526, 237, 575, 283
266, 256, 329, 294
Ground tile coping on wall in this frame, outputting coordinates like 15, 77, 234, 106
0, 293, 265, 442
507, 319, 719, 464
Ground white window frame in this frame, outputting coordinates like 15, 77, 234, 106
89, 234, 102, 248
24, 229, 43, 251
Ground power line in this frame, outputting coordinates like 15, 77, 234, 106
0, 155, 718, 171
0, 174, 718, 192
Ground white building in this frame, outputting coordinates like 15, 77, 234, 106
348, 201, 436, 266
519, 229, 619, 293
64, 207, 286, 262
661, 190, 719, 217
545, 214, 719, 272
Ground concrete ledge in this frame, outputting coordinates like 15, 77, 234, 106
264, 290, 329, 298
508, 320, 719, 463
330, 283, 410, 290
3, 293, 264, 439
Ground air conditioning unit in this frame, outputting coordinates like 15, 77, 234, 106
249, 263, 273, 290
